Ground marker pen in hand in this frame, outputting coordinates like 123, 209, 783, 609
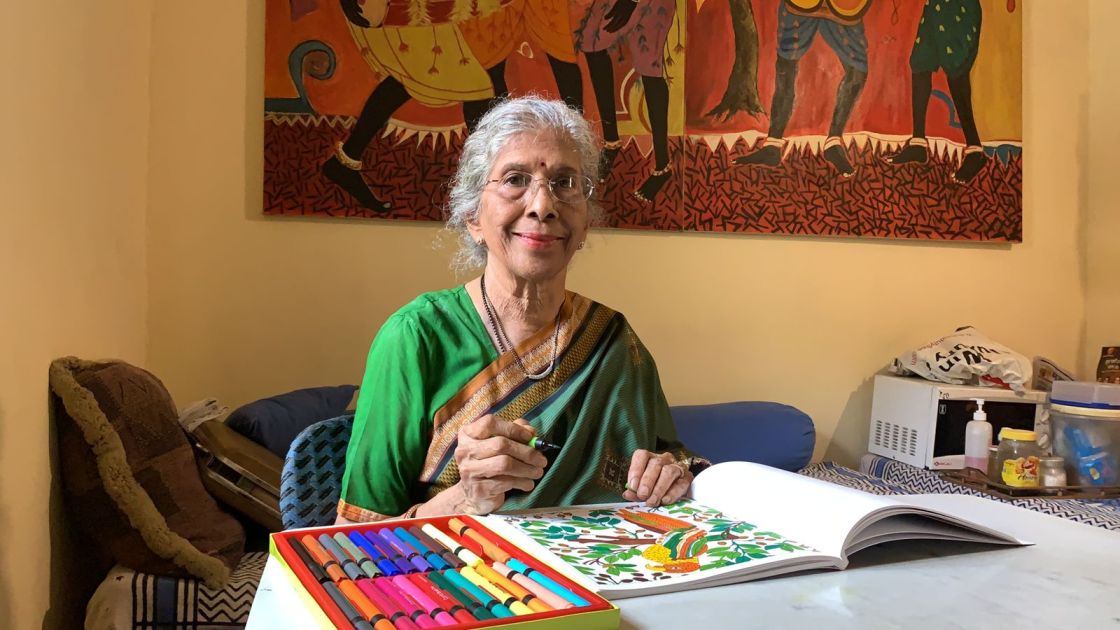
527, 436, 561, 453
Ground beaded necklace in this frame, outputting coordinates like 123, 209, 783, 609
479, 274, 561, 380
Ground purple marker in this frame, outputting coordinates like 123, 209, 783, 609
381, 528, 433, 572
364, 530, 416, 575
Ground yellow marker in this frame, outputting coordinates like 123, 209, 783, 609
460, 566, 535, 616
476, 563, 552, 613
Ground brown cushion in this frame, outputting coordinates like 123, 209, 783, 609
49, 357, 244, 588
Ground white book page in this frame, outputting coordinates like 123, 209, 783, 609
844, 514, 1013, 554
880, 494, 1029, 544
689, 461, 901, 557
483, 500, 838, 598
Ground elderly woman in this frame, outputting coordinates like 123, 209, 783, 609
337, 97, 706, 523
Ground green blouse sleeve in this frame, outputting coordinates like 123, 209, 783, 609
340, 315, 430, 517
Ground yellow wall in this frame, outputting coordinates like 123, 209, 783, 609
0, 1, 1107, 626
1085, 0, 1120, 378
0, 2, 151, 627
148, 1, 1090, 470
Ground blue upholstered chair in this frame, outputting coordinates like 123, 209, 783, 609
279, 414, 355, 529
279, 403, 816, 529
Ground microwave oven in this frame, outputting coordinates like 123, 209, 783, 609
868, 374, 1049, 469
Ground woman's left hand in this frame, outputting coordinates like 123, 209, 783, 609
623, 450, 693, 507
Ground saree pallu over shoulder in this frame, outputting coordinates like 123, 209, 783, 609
338, 289, 690, 522
420, 292, 607, 493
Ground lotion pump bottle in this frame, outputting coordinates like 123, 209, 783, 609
964, 399, 993, 474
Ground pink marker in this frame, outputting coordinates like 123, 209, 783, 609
374, 579, 438, 629
355, 580, 420, 630
392, 575, 457, 626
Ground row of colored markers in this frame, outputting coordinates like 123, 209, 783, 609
286, 517, 592, 629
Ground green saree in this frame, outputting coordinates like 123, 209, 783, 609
338, 285, 694, 522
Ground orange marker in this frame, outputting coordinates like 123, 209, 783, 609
302, 535, 347, 583
476, 563, 552, 613
448, 517, 511, 563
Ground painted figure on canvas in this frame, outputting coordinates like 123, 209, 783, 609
891, 0, 994, 183
324, 0, 585, 211
264, 0, 1023, 241
579, 0, 676, 201
734, 0, 870, 176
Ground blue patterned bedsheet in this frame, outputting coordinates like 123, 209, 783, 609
798, 456, 1120, 532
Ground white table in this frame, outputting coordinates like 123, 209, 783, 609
247, 496, 1120, 629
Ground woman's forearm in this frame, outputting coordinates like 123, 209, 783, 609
415, 482, 468, 517
332, 483, 470, 526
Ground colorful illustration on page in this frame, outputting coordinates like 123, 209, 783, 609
495, 500, 811, 586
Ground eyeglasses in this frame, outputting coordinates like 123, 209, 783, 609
484, 171, 595, 204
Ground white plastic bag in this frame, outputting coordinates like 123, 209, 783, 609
891, 327, 1033, 392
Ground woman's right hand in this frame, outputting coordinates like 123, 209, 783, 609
454, 415, 548, 515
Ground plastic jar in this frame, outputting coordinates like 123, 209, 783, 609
997, 428, 1042, 488
1049, 381, 1120, 487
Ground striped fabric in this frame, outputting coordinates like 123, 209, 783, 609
85, 552, 267, 629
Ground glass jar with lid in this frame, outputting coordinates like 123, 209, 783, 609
997, 428, 1042, 488
1039, 456, 1067, 489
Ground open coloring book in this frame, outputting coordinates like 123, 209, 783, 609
482, 462, 1028, 599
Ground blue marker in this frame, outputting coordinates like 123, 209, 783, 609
365, 531, 415, 575
349, 531, 399, 576
506, 558, 589, 607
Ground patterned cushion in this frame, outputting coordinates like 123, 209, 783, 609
279, 415, 355, 529
49, 357, 244, 588
85, 552, 267, 629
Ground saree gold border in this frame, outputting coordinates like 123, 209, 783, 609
492, 303, 617, 422
337, 498, 404, 523
420, 293, 598, 481
428, 293, 587, 431
421, 294, 593, 479
425, 300, 617, 491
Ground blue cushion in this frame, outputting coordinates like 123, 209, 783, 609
670, 401, 815, 471
226, 385, 357, 458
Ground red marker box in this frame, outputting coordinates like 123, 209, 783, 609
271, 514, 618, 629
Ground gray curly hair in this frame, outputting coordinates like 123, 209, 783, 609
445, 96, 603, 272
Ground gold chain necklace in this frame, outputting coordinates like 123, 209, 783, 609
480, 274, 561, 380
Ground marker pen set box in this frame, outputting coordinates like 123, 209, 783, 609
269, 515, 619, 630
